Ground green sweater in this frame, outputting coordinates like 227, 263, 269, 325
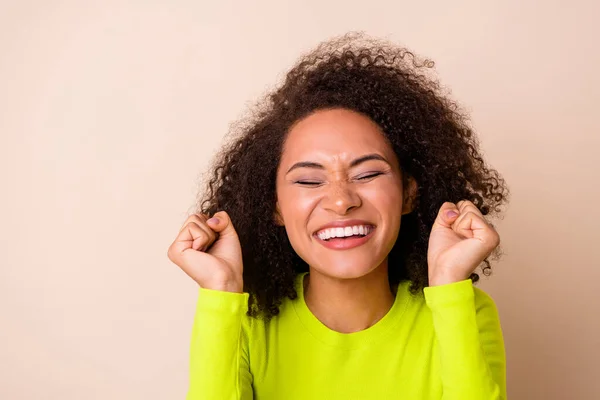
187, 272, 506, 399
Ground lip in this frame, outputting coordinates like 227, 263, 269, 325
312, 219, 376, 251
313, 225, 376, 250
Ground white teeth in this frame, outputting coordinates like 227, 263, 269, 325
316, 225, 372, 240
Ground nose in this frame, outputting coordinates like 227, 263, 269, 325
321, 181, 362, 215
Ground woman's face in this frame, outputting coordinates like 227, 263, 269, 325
275, 108, 415, 280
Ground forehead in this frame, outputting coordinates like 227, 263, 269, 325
282, 108, 394, 162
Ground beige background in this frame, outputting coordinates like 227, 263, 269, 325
1, 1, 599, 399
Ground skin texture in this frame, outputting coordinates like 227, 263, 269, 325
188, 32, 510, 320
275, 108, 413, 281
274, 108, 416, 332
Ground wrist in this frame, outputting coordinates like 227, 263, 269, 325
208, 279, 243, 293
428, 272, 467, 287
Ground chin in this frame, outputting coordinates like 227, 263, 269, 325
311, 256, 383, 281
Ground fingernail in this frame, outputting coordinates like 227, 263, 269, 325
207, 217, 219, 224
446, 210, 458, 218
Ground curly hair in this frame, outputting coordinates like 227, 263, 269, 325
196, 32, 510, 320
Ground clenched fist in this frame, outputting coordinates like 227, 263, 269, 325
167, 211, 244, 293
427, 200, 500, 286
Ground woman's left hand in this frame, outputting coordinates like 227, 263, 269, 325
427, 200, 500, 286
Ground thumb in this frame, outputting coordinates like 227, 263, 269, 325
433, 202, 460, 229
206, 211, 238, 237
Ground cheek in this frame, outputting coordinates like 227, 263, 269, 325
277, 190, 320, 259
362, 181, 403, 214
277, 188, 319, 229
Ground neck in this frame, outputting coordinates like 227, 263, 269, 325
303, 263, 396, 334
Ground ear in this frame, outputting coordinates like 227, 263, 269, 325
273, 202, 285, 226
401, 176, 418, 215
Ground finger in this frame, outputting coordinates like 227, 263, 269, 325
206, 211, 238, 238
179, 213, 208, 233
171, 222, 210, 256
452, 211, 478, 238
194, 219, 218, 252
179, 214, 219, 251
454, 212, 499, 246
454, 203, 488, 230
456, 200, 484, 218
168, 222, 198, 263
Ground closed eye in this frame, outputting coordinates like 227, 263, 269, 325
294, 180, 323, 186
357, 172, 383, 181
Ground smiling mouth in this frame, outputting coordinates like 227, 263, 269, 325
313, 225, 375, 241
313, 225, 376, 250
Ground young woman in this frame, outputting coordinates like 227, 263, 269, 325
168, 32, 510, 399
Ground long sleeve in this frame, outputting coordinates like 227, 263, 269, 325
424, 279, 506, 400
187, 287, 254, 400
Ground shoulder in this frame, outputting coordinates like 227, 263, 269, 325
240, 292, 296, 336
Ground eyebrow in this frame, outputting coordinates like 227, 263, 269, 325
285, 153, 390, 175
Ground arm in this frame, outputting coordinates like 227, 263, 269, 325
187, 287, 254, 400
424, 279, 506, 399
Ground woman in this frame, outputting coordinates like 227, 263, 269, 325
168, 32, 509, 399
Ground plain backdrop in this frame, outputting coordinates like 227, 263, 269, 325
1, 1, 599, 399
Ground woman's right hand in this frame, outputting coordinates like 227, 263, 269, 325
167, 211, 244, 293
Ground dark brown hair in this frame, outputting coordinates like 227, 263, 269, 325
197, 32, 510, 320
